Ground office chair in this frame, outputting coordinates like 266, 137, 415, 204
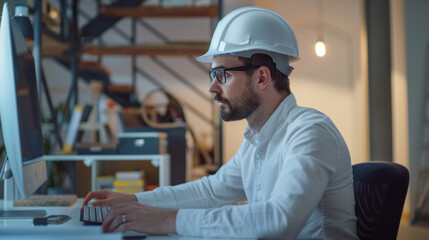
352, 161, 409, 240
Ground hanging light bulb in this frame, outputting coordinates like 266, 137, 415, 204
315, 40, 326, 57
315, 0, 326, 57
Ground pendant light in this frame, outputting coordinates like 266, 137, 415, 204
315, 0, 326, 57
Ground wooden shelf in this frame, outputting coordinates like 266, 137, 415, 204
108, 84, 134, 92
27, 35, 71, 58
101, 5, 218, 18
81, 42, 210, 56
29, 38, 209, 59
78, 61, 112, 77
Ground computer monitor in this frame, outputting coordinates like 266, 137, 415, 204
0, 3, 47, 215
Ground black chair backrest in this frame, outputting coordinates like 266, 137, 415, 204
353, 161, 409, 240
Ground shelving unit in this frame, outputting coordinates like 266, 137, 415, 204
31, 0, 223, 187
45, 154, 170, 191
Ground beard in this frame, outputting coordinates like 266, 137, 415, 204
215, 84, 260, 121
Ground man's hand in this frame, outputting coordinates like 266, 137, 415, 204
102, 202, 178, 235
82, 190, 137, 208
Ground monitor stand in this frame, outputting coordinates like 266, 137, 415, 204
1, 157, 46, 218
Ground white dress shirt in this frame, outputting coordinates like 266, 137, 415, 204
135, 94, 358, 239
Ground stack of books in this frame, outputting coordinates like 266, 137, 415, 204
96, 175, 115, 190
113, 170, 144, 194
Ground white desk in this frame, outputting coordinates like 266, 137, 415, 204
0, 199, 226, 240
44, 154, 170, 190
0, 198, 118, 239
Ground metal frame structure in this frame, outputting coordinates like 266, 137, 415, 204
32, 0, 224, 166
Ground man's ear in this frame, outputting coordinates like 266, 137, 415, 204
257, 66, 271, 89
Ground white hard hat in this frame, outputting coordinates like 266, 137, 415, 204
197, 6, 299, 75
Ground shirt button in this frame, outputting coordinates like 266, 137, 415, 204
256, 153, 260, 159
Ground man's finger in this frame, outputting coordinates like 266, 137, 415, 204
104, 212, 124, 232
81, 192, 97, 208
82, 190, 109, 208
91, 199, 110, 207
102, 205, 122, 231
102, 212, 113, 232
112, 221, 133, 233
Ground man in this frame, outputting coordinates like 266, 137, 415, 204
83, 7, 358, 239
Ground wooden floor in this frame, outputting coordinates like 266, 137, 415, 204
398, 218, 429, 240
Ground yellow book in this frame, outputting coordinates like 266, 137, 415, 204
113, 179, 144, 187
114, 187, 143, 194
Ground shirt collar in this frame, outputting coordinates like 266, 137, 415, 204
244, 93, 297, 146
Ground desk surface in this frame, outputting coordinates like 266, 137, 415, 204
0, 199, 246, 240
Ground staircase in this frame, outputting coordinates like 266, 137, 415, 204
34, 1, 222, 184
37, 0, 214, 108
81, 0, 145, 39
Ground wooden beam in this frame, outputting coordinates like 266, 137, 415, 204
101, 5, 218, 18
81, 42, 210, 56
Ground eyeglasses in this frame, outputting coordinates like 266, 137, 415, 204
209, 65, 260, 84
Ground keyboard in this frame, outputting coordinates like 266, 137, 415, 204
80, 206, 110, 225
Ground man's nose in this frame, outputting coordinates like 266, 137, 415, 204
208, 79, 221, 94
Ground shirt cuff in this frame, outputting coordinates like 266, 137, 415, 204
176, 209, 202, 237
134, 191, 157, 205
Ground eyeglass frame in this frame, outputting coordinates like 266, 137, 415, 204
209, 65, 260, 84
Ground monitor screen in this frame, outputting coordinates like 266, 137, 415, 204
0, 3, 47, 200
14, 36, 44, 163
